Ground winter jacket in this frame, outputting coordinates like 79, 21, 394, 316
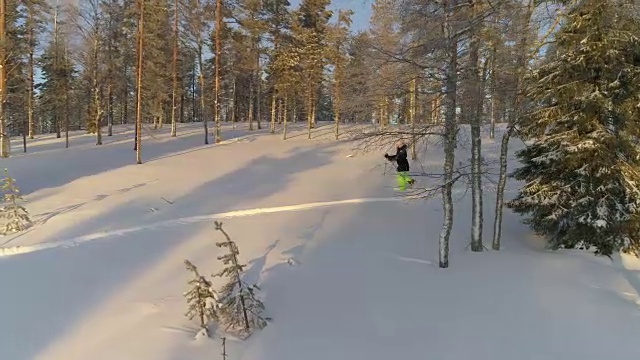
385, 144, 410, 172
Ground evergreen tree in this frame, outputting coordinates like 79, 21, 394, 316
0, 168, 31, 235
183, 259, 219, 337
507, 0, 640, 256
213, 221, 267, 338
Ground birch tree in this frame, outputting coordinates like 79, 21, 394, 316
491, 0, 539, 250
438, 0, 459, 268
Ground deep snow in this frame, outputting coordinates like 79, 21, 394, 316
0, 121, 639, 360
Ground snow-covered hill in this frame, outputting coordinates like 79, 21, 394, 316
1, 122, 639, 360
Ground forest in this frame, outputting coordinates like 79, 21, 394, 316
3, 0, 640, 269
0, 0, 542, 157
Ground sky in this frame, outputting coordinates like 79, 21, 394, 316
290, 0, 373, 32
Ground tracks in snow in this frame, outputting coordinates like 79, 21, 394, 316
0, 196, 419, 258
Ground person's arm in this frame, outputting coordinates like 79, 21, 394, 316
385, 152, 397, 161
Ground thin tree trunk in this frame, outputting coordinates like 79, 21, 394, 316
270, 90, 276, 133
334, 78, 340, 140
22, 120, 26, 152
492, 0, 535, 250
199, 46, 208, 145
231, 79, 237, 129
255, 50, 262, 130
64, 43, 70, 148
469, 2, 483, 252
107, 84, 113, 136
489, 40, 497, 140
94, 35, 102, 146
410, 78, 416, 159
191, 64, 196, 122
307, 91, 312, 139
283, 94, 288, 140
123, 60, 128, 125
248, 79, 254, 131
171, 0, 178, 137
135, 0, 144, 164
439, 0, 459, 268
27, 8, 35, 140
214, 0, 222, 142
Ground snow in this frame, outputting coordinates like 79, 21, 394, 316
1, 122, 640, 360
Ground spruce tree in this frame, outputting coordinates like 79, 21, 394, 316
0, 169, 31, 235
507, 0, 640, 256
183, 259, 219, 337
213, 221, 267, 338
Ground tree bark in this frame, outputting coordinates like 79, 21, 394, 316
171, 0, 179, 137
283, 94, 288, 140
469, 0, 483, 252
410, 78, 416, 159
270, 90, 276, 133
439, 0, 459, 268
492, 0, 535, 250
135, 0, 144, 164
214, 0, 222, 142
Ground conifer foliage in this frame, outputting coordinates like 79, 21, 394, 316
183, 259, 220, 337
507, 0, 640, 256
0, 169, 32, 235
213, 220, 268, 338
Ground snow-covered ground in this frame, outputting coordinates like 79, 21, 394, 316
1, 121, 639, 360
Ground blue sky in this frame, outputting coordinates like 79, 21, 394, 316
289, 0, 373, 32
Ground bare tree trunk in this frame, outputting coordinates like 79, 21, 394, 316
0, 0, 7, 158
135, 0, 144, 164
469, 2, 483, 252
282, 93, 288, 140
492, 0, 535, 250
334, 78, 340, 140
199, 47, 208, 145
307, 91, 312, 139
489, 40, 497, 140
107, 84, 113, 136
439, 0, 459, 268
214, 0, 222, 142
93, 34, 102, 146
410, 78, 416, 159
27, 8, 35, 140
270, 90, 276, 133
231, 79, 237, 129
171, 0, 179, 137
248, 79, 254, 131
283, 94, 288, 140
64, 42, 70, 148
53, 3, 61, 140
255, 51, 261, 130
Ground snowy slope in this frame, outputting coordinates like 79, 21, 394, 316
1, 122, 639, 360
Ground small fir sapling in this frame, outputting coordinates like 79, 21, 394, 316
0, 169, 32, 235
213, 221, 268, 338
183, 259, 220, 337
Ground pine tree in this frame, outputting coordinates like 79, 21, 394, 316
507, 0, 640, 257
183, 259, 219, 337
0, 169, 31, 235
213, 221, 267, 338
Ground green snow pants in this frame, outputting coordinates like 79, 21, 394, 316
397, 171, 414, 191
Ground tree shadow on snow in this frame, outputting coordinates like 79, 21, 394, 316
2, 126, 270, 196
0, 142, 339, 360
